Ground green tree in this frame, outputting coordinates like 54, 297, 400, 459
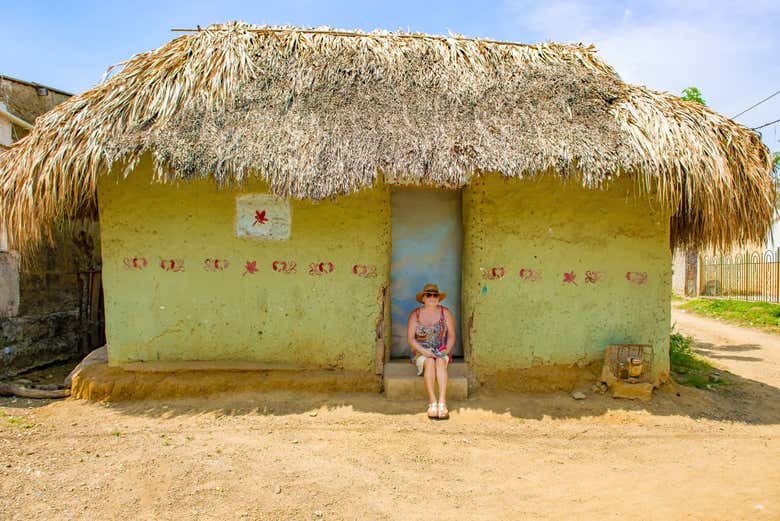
681, 86, 706, 105
774, 152, 780, 174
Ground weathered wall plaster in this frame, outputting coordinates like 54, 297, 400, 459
671, 249, 686, 296
462, 173, 672, 386
0, 106, 12, 146
0, 252, 20, 317
98, 157, 391, 371
0, 78, 70, 131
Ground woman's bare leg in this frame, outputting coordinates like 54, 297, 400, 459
435, 358, 448, 404
423, 357, 437, 403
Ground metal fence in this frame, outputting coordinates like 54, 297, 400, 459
699, 249, 780, 302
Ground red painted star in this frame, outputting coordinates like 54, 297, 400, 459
244, 260, 258, 276
253, 210, 268, 226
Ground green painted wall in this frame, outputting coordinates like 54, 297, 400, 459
98, 157, 390, 371
99, 161, 671, 385
462, 173, 671, 383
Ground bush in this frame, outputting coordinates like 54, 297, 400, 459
669, 331, 720, 389
670, 332, 694, 367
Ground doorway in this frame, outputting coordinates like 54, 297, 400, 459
389, 189, 463, 359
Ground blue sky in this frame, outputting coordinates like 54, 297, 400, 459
2, 1, 779, 150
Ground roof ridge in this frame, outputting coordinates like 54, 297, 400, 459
170, 22, 595, 53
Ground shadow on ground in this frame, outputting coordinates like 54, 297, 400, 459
3, 337, 779, 426
3, 368, 779, 427
693, 341, 764, 362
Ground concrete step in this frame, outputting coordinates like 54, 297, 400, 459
383, 360, 468, 401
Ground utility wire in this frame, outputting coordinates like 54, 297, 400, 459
752, 118, 780, 131
733, 88, 780, 120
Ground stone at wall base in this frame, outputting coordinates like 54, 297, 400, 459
64, 345, 107, 387
611, 381, 654, 402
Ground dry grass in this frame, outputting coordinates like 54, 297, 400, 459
0, 22, 773, 255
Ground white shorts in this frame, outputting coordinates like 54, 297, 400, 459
413, 353, 450, 376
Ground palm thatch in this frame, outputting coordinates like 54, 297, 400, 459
0, 22, 773, 254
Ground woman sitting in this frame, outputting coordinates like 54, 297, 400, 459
407, 283, 456, 419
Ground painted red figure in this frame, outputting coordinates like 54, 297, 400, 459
352, 264, 377, 277
123, 257, 148, 270
244, 260, 258, 276
585, 271, 602, 284
519, 268, 541, 281
272, 261, 297, 273
253, 210, 268, 226
308, 262, 334, 275
160, 259, 184, 272
563, 271, 577, 285
625, 271, 648, 285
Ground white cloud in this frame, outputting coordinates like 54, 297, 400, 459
505, 0, 780, 149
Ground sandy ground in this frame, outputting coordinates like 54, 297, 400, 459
1, 308, 780, 521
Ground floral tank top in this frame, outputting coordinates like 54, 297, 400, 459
410, 306, 448, 360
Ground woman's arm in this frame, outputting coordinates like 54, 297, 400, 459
407, 310, 434, 357
443, 308, 456, 353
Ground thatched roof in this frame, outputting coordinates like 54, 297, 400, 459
0, 22, 774, 253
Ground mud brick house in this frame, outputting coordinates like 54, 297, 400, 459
0, 24, 773, 397
0, 75, 102, 376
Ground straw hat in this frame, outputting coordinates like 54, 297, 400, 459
415, 283, 446, 303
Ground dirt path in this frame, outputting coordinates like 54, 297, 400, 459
2, 390, 780, 521
672, 303, 780, 388
2, 309, 780, 520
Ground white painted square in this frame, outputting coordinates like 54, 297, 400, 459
235, 194, 291, 240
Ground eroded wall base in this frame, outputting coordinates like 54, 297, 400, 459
475, 361, 602, 393
71, 363, 381, 401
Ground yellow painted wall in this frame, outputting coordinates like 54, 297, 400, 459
98, 157, 390, 371
462, 174, 672, 384
99, 161, 671, 386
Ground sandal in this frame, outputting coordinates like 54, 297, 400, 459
437, 402, 450, 420
427, 403, 439, 418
